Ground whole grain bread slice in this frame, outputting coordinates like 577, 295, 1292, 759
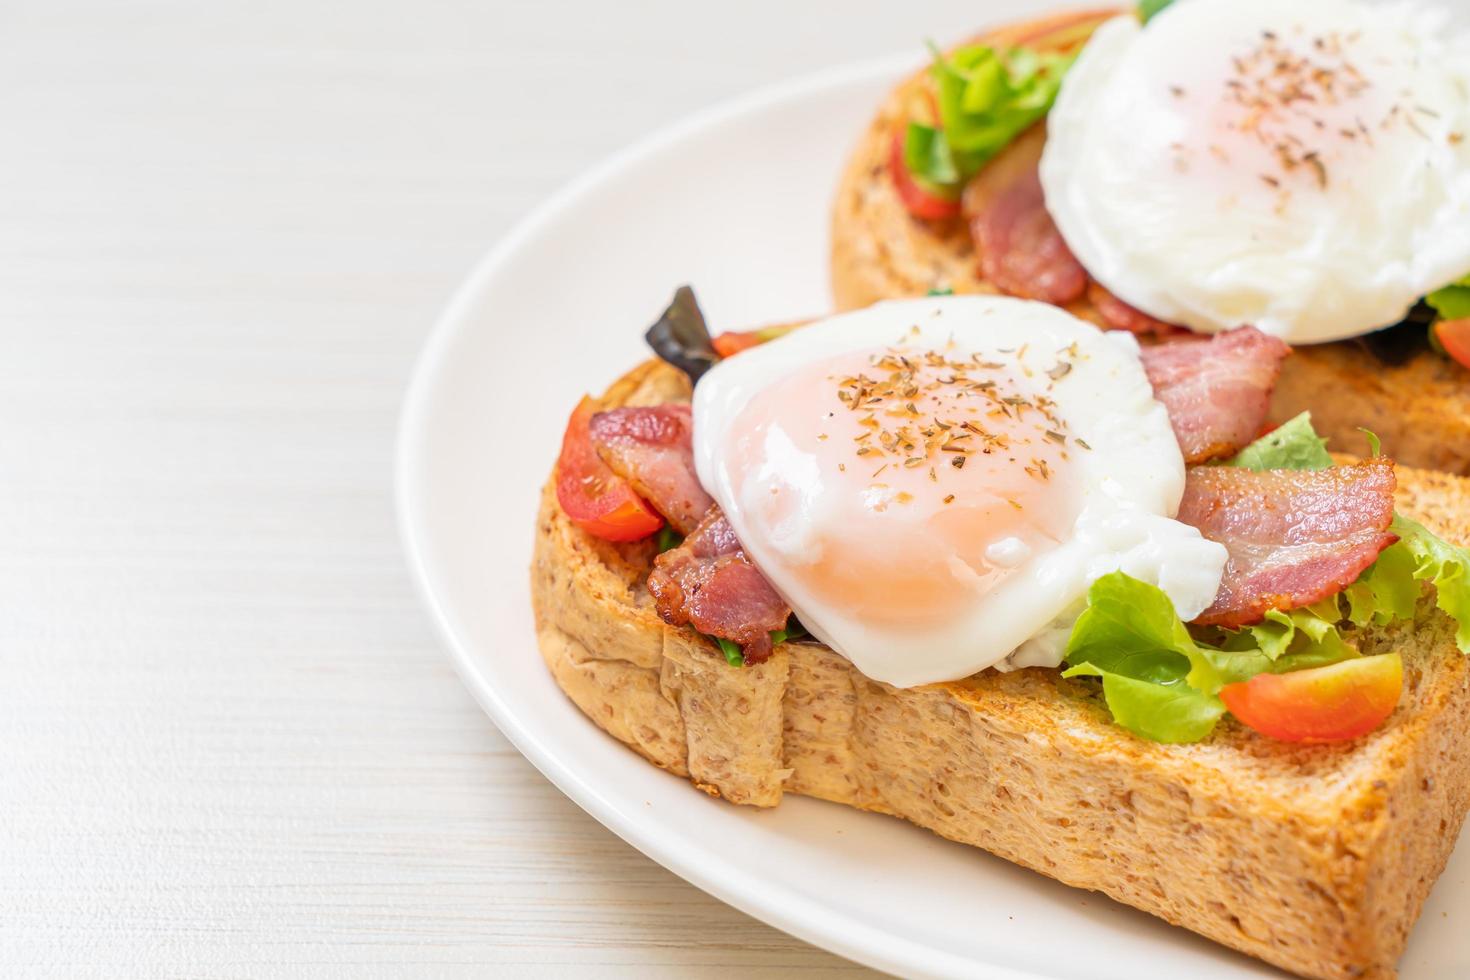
531, 358, 1470, 980
827, 11, 1470, 475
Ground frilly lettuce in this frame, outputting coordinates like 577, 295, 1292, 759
1063, 574, 1354, 743
1369, 516, 1470, 653
1065, 414, 1470, 742
1061, 573, 1225, 744
1063, 660, 1225, 744
1233, 413, 1470, 651
1225, 411, 1331, 472
904, 43, 1074, 189
1427, 274, 1470, 322
1138, 0, 1176, 24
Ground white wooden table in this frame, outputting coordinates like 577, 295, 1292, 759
0, 1, 1033, 975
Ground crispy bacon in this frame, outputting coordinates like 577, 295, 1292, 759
646, 508, 790, 665
1140, 326, 1292, 464
1178, 461, 1399, 628
588, 405, 714, 535
963, 127, 1088, 305
591, 408, 788, 663
1087, 281, 1183, 337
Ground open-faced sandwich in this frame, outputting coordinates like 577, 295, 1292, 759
534, 288, 1470, 980
830, 0, 1470, 474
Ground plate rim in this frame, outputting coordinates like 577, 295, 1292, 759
395, 54, 1079, 980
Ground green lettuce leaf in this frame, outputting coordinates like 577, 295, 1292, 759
1339, 539, 1422, 629
1248, 607, 1359, 673
1226, 412, 1331, 472
904, 42, 1074, 188
1065, 572, 1222, 694
1064, 573, 1359, 743
1225, 414, 1469, 648
902, 124, 961, 189
1065, 414, 1470, 743
1063, 573, 1228, 743
1062, 661, 1224, 744
1383, 515, 1470, 652
1138, 0, 1176, 23
1426, 274, 1470, 322
1236, 415, 1470, 651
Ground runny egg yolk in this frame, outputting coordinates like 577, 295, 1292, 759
723, 343, 1082, 628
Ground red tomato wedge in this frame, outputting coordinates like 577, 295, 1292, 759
1220, 654, 1402, 743
711, 324, 798, 358
889, 132, 962, 222
712, 331, 764, 358
1434, 318, 1470, 370
554, 397, 664, 542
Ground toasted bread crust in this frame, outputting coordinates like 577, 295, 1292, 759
532, 358, 1470, 980
827, 11, 1470, 475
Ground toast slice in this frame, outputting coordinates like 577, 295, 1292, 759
827, 12, 1470, 476
532, 358, 1470, 980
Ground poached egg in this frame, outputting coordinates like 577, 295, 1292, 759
1041, 0, 1470, 344
693, 297, 1227, 688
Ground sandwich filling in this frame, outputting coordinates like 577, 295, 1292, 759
889, 0, 1470, 368
555, 291, 1470, 745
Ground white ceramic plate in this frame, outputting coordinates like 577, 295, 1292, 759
396, 57, 1470, 980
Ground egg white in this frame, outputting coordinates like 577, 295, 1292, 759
692, 297, 1227, 688
1041, 0, 1470, 344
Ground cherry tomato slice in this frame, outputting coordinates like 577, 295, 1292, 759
711, 324, 799, 359
554, 397, 664, 542
712, 331, 765, 358
1434, 318, 1470, 370
889, 132, 962, 222
1220, 654, 1402, 743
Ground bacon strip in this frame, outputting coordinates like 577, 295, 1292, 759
963, 127, 1087, 305
646, 508, 790, 665
1140, 326, 1291, 464
592, 407, 789, 663
589, 405, 714, 535
1087, 282, 1183, 337
1178, 461, 1398, 628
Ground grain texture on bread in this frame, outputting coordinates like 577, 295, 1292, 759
532, 358, 1470, 980
827, 12, 1470, 475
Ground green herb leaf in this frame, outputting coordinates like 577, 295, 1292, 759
1226, 412, 1332, 472
1138, 0, 1176, 24
1426, 274, 1470, 322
